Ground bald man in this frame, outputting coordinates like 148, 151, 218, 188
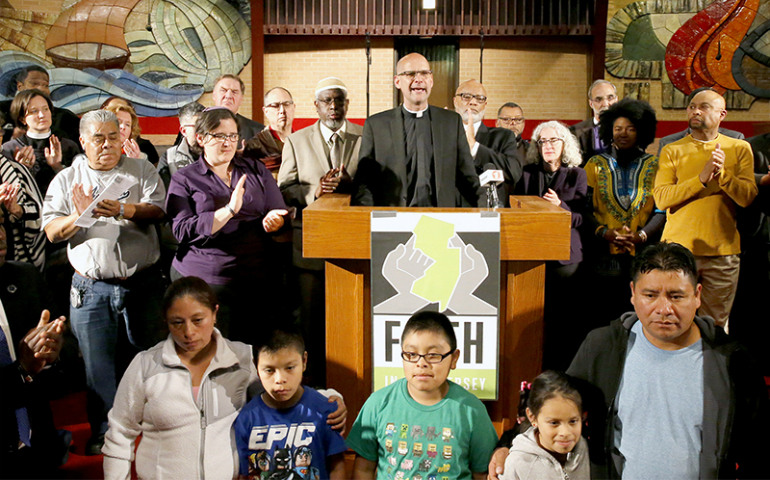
353, 53, 482, 207
453, 79, 522, 207
654, 89, 757, 328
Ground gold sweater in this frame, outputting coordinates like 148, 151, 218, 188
654, 134, 757, 256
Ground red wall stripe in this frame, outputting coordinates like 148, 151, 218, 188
137, 117, 759, 139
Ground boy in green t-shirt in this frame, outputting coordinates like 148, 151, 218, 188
347, 311, 498, 479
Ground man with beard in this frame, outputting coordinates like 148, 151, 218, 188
353, 53, 482, 207
656, 87, 745, 157
277, 77, 363, 384
453, 79, 521, 206
654, 89, 757, 329
569, 80, 618, 165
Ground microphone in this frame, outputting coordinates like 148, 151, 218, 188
480, 163, 504, 208
479, 166, 504, 187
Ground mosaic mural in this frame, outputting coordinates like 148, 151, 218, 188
606, 0, 770, 109
0, 0, 251, 115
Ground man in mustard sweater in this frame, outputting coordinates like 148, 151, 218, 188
654, 89, 757, 328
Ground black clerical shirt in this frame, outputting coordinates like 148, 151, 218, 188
402, 106, 436, 207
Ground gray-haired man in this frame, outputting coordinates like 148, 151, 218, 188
42, 109, 166, 455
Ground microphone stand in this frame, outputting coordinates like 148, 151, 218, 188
366, 32, 371, 118
479, 28, 484, 83
486, 183, 502, 209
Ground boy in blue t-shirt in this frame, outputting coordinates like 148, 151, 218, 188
347, 311, 498, 479
234, 330, 347, 480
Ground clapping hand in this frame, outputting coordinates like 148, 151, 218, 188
71, 183, 94, 216
17, 310, 66, 377
262, 209, 288, 233
700, 143, 725, 184
314, 166, 351, 198
14, 145, 35, 170
543, 188, 561, 206
45, 135, 64, 171
123, 138, 142, 159
0, 182, 22, 218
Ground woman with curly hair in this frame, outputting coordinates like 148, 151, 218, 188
584, 98, 665, 321
517, 121, 587, 276
515, 121, 587, 369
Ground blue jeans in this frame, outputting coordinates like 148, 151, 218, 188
69, 266, 165, 437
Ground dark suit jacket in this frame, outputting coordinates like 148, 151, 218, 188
0, 261, 66, 472
474, 124, 523, 207
742, 134, 770, 244
236, 113, 265, 142
657, 126, 744, 157
569, 118, 600, 166
353, 105, 482, 207
514, 163, 588, 264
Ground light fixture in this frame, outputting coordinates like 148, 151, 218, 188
422, 0, 436, 9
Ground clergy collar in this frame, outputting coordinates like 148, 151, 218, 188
26, 130, 52, 140
402, 104, 429, 117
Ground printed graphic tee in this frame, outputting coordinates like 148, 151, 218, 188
234, 387, 348, 479
346, 379, 497, 480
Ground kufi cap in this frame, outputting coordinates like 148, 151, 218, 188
315, 77, 347, 96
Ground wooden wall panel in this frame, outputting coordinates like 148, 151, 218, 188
264, 0, 595, 36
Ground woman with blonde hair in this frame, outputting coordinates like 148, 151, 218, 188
101, 96, 159, 165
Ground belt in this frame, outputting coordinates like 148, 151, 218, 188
75, 262, 159, 284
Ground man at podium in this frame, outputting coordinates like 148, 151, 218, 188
353, 53, 482, 207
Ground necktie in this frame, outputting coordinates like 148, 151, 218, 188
330, 132, 342, 170
0, 326, 32, 447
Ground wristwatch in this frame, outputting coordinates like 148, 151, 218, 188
116, 203, 125, 221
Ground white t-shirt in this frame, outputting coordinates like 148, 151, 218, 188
42, 156, 166, 279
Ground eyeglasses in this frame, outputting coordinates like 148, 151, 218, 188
498, 117, 525, 125
455, 93, 487, 103
205, 132, 239, 143
397, 70, 433, 79
537, 138, 563, 147
401, 351, 453, 364
265, 101, 295, 110
317, 97, 347, 107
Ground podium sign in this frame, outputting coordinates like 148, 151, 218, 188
370, 212, 500, 400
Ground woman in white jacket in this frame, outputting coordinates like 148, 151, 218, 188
102, 276, 345, 480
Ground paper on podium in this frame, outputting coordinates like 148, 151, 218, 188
74, 175, 137, 228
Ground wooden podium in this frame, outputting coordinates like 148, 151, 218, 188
302, 194, 571, 433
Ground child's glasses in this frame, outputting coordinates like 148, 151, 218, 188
401, 351, 453, 364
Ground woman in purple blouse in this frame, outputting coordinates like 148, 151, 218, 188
166, 107, 288, 344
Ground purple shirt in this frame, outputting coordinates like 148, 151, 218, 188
166, 155, 288, 285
